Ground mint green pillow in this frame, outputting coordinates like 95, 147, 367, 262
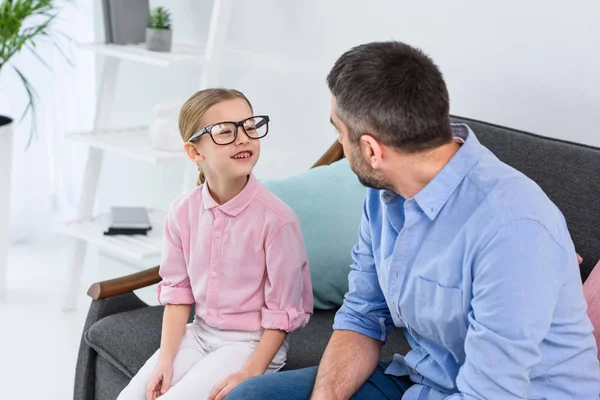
263, 159, 366, 310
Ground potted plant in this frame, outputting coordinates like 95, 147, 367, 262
146, 6, 172, 52
0, 0, 67, 296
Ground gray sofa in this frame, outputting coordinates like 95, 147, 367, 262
74, 117, 600, 400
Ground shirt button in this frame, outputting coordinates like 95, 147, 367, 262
214, 232, 220, 238
210, 272, 218, 278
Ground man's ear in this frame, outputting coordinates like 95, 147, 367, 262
183, 142, 205, 163
359, 135, 383, 169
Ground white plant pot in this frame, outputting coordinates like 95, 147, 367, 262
146, 28, 172, 52
0, 115, 13, 299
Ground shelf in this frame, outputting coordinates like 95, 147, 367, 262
78, 42, 319, 70
59, 209, 166, 261
66, 126, 186, 164
78, 42, 205, 67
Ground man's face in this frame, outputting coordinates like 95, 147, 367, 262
330, 96, 389, 190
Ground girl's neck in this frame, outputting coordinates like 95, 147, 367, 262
205, 173, 250, 205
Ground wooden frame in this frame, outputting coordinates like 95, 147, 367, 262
88, 141, 345, 300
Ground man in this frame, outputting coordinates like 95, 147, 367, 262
226, 41, 600, 399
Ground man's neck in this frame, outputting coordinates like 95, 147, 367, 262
387, 140, 461, 199
205, 173, 249, 205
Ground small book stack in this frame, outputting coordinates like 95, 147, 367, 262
102, 0, 149, 45
104, 207, 152, 236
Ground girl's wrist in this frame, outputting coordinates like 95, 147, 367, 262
158, 352, 175, 366
241, 365, 265, 377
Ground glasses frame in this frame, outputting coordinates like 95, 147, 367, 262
188, 115, 270, 145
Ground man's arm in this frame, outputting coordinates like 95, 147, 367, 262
311, 330, 382, 400
446, 219, 568, 399
312, 193, 393, 399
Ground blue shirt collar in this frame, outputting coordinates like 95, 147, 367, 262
414, 124, 481, 220
381, 124, 482, 220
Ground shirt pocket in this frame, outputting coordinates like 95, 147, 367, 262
411, 276, 467, 348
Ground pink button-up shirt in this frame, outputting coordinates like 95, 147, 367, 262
157, 175, 313, 332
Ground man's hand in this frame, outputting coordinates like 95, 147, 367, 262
209, 369, 257, 400
145, 360, 173, 400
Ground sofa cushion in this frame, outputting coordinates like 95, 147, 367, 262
86, 305, 165, 378
284, 310, 336, 370
263, 159, 367, 310
95, 356, 131, 400
86, 306, 411, 378
285, 309, 410, 370
453, 117, 600, 281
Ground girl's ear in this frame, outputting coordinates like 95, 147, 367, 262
184, 142, 205, 163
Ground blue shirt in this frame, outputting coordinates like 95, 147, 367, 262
333, 124, 600, 399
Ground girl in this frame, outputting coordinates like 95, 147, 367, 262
117, 89, 314, 400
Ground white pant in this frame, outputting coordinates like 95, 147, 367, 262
117, 319, 288, 400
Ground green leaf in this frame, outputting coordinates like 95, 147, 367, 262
46, 31, 73, 66
148, 6, 172, 30
25, 42, 51, 71
13, 65, 38, 147
0, 0, 73, 145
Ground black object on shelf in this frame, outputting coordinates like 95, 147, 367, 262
103, 207, 152, 236
104, 227, 151, 236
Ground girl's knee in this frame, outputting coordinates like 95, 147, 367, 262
115, 384, 145, 400
116, 373, 152, 400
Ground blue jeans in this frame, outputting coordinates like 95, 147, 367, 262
226, 362, 412, 400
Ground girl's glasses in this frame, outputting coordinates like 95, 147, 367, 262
188, 115, 270, 145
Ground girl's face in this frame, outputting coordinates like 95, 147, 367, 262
187, 98, 261, 182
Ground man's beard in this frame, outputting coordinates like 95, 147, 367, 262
348, 152, 389, 191
356, 172, 387, 190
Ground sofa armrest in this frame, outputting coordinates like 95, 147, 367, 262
88, 266, 161, 300
76, 292, 152, 400
313, 141, 344, 168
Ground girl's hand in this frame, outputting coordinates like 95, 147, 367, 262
145, 361, 174, 400
209, 369, 257, 400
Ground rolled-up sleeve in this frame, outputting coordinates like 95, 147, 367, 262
447, 219, 566, 399
262, 220, 313, 332
157, 211, 194, 305
333, 197, 393, 342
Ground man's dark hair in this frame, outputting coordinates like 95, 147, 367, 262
327, 41, 452, 153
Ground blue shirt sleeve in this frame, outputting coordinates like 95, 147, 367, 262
333, 194, 393, 342
446, 218, 567, 399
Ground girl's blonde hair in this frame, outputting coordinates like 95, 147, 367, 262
179, 88, 253, 185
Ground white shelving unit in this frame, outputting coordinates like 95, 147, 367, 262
59, 209, 166, 261
66, 126, 185, 164
78, 42, 317, 70
60, 0, 233, 310
78, 42, 205, 67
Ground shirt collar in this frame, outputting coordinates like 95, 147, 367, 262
201, 174, 261, 217
413, 123, 481, 220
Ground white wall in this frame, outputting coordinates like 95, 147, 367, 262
88, 0, 600, 215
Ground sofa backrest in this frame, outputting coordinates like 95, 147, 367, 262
452, 117, 600, 281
